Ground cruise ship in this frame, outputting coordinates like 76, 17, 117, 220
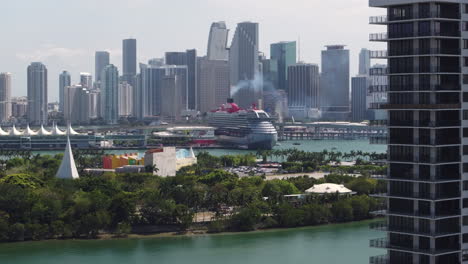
207, 99, 278, 149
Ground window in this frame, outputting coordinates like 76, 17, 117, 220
465, 4, 468, 13
465, 57, 468, 67
464, 128, 468, 137
464, 39, 468, 49
464, 92, 468, 102
464, 110, 468, 120
464, 216, 468, 225
464, 163, 468, 172
464, 75, 468, 84
464, 146, 468, 155
464, 22, 468, 31
464, 199, 468, 208
464, 234, 468, 243
465, 181, 468, 190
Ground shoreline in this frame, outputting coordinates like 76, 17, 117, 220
2, 218, 382, 245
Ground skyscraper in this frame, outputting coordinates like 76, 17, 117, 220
229, 22, 261, 108
27, 62, 48, 125
122, 38, 137, 76
0, 73, 12, 123
101, 64, 119, 124
270, 41, 297, 91
359, 48, 371, 75
320, 45, 350, 120
79, 72, 92, 89
95, 51, 110, 82
351, 76, 368, 122
64, 84, 90, 124
369, 1, 463, 263
197, 57, 230, 113
164, 50, 197, 110
207, 21, 229, 61
160, 74, 185, 122
119, 81, 133, 117
59, 71, 71, 113
287, 63, 320, 109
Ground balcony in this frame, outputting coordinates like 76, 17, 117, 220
370, 33, 388, 41
388, 48, 460, 57
369, 85, 388, 93
370, 135, 388, 144
372, 191, 460, 201
370, 221, 460, 237
369, 255, 388, 264
370, 238, 459, 254
369, 15, 388, 24
370, 50, 388, 58
371, 209, 460, 219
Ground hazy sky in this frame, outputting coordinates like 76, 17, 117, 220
1, 0, 385, 101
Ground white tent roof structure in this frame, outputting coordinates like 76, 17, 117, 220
0, 126, 9, 136
10, 125, 24, 136
67, 124, 81, 135
38, 125, 52, 136
305, 183, 354, 195
24, 124, 38, 136
56, 137, 80, 179
52, 124, 67, 135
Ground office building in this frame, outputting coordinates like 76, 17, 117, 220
229, 22, 261, 108
134, 63, 148, 119
160, 74, 184, 122
287, 63, 320, 109
27, 62, 48, 125
197, 57, 230, 113
0, 73, 12, 123
320, 45, 350, 120
119, 81, 133, 117
101, 64, 119, 124
80, 72, 92, 88
369, 1, 464, 263
271, 41, 297, 91
148, 58, 164, 67
122, 38, 137, 76
165, 50, 197, 110
262, 58, 279, 92
59, 71, 71, 113
351, 76, 368, 122
359, 48, 371, 75
95, 51, 110, 82
207, 21, 229, 61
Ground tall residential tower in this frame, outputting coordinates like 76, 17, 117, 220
27, 62, 48, 125
0, 73, 12, 123
369, 1, 465, 263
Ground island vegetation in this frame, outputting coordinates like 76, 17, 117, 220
0, 149, 386, 242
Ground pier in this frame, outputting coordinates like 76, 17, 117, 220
275, 122, 387, 141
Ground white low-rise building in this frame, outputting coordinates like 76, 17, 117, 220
305, 183, 354, 195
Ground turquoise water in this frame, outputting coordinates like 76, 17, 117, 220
0, 220, 384, 264
33, 139, 386, 157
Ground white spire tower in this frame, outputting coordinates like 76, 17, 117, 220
56, 137, 80, 179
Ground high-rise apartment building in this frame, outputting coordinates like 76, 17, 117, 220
101, 64, 119, 124
197, 57, 230, 113
287, 63, 320, 109
59, 71, 71, 113
320, 45, 350, 120
369, 1, 465, 263
95, 51, 110, 82
271, 41, 297, 91
64, 84, 90, 124
351, 76, 368, 122
207, 21, 229, 61
0, 73, 12, 123
229, 22, 261, 108
119, 81, 133, 117
11, 97, 27, 120
359, 48, 371, 75
80, 72, 92, 88
27, 62, 48, 125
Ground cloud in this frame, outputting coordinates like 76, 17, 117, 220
15, 45, 87, 62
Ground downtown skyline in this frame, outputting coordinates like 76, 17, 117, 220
1, 0, 384, 100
